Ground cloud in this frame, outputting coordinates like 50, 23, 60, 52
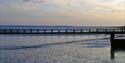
1, 0, 124, 13
0, 0, 124, 26
96, 0, 115, 3
23, 0, 31, 2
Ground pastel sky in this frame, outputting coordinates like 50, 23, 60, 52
0, 0, 125, 26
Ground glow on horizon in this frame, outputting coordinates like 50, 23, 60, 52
0, 0, 125, 26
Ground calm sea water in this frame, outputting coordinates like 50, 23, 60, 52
0, 34, 125, 63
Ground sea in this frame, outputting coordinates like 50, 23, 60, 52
0, 26, 125, 63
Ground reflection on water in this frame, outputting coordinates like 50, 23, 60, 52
111, 45, 125, 60
0, 34, 125, 63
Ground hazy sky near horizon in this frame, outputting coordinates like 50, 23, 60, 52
0, 0, 125, 26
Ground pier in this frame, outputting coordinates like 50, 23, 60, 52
0, 28, 124, 34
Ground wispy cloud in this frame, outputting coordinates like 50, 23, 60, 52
0, 0, 124, 26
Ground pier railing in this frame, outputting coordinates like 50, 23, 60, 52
0, 28, 124, 34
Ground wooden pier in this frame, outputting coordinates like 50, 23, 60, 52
0, 28, 124, 34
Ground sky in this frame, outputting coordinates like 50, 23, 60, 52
0, 0, 125, 26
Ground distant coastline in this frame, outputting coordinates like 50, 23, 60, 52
0, 25, 124, 28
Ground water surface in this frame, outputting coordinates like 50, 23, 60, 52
0, 34, 125, 63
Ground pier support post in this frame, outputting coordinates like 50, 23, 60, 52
51, 30, 53, 34
4, 29, 6, 34
17, 30, 19, 34
66, 30, 67, 33
44, 30, 46, 34
89, 29, 91, 32
80, 29, 83, 33
10, 29, 12, 34
96, 29, 98, 33
73, 29, 75, 33
58, 30, 60, 34
30, 29, 32, 34
23, 30, 25, 34
110, 33, 115, 59
37, 30, 39, 34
